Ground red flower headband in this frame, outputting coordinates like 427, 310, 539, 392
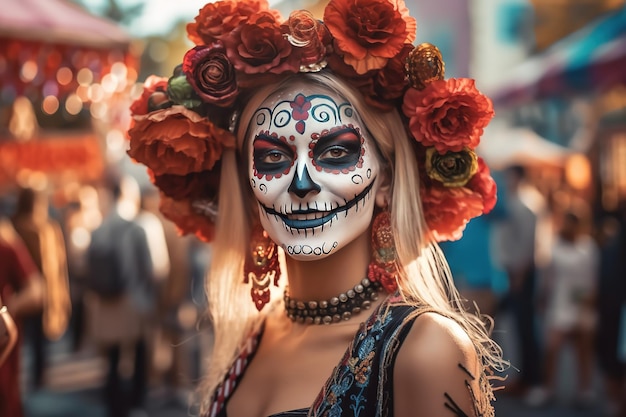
127, 0, 497, 243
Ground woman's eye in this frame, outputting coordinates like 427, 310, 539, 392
320, 147, 348, 160
264, 151, 288, 163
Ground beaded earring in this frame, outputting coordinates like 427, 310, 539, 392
244, 226, 281, 311
367, 209, 399, 293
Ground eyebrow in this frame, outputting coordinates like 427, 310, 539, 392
315, 126, 360, 145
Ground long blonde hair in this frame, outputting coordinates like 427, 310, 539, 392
198, 71, 504, 413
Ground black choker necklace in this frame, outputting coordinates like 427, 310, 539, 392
284, 278, 382, 325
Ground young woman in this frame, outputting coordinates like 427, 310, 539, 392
127, 1, 505, 416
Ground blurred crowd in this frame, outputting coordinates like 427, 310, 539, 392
441, 164, 626, 417
0, 173, 211, 417
1, 163, 626, 417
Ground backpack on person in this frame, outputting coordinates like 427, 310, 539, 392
87, 221, 129, 298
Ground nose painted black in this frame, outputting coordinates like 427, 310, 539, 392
288, 166, 321, 198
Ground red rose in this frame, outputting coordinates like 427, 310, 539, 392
186, 0, 280, 46
152, 167, 221, 202
403, 78, 495, 153
324, 0, 416, 74
224, 12, 299, 75
373, 44, 411, 102
130, 75, 169, 116
159, 194, 215, 243
183, 44, 238, 107
127, 105, 235, 176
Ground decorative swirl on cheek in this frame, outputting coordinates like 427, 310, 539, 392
351, 174, 363, 184
258, 183, 268, 194
250, 178, 256, 189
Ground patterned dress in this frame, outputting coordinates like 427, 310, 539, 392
206, 301, 489, 417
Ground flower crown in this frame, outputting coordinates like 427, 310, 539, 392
127, 0, 497, 243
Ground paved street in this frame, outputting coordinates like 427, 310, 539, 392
20, 311, 609, 417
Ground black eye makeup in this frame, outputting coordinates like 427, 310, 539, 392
252, 133, 296, 176
312, 127, 362, 170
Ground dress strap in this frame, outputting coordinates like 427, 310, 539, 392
207, 329, 263, 417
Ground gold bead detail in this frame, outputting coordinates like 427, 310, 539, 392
405, 43, 445, 90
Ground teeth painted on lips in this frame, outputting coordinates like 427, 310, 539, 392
261, 179, 376, 230
286, 211, 331, 220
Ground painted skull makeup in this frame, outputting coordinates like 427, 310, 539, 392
247, 81, 382, 260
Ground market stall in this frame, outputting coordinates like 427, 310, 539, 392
0, 0, 138, 188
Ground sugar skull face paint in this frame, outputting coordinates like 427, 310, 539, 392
247, 81, 382, 260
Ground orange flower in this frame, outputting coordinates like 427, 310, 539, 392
324, 0, 416, 74
467, 158, 497, 214
159, 194, 215, 243
127, 105, 235, 177
129, 75, 169, 116
403, 78, 494, 153
186, 0, 280, 46
421, 183, 484, 242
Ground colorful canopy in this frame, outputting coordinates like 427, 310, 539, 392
487, 7, 626, 107
0, 0, 130, 48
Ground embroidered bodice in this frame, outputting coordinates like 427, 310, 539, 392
205, 301, 489, 417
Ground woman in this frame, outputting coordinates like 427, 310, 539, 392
0, 213, 44, 417
127, 1, 505, 416
534, 209, 599, 406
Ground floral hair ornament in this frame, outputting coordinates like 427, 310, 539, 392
402, 44, 497, 241
126, 0, 497, 243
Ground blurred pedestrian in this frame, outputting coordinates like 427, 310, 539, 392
596, 207, 626, 417
0, 294, 18, 366
0, 204, 44, 417
150, 195, 196, 406
86, 175, 155, 417
493, 165, 543, 399
11, 187, 71, 388
62, 185, 102, 351
533, 208, 599, 407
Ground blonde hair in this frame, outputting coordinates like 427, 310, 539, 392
198, 71, 505, 413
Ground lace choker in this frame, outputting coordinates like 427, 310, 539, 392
284, 278, 382, 325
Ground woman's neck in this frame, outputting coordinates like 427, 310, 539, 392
283, 230, 371, 301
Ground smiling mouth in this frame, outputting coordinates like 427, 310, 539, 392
261, 180, 375, 229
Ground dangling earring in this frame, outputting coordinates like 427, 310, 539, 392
367, 209, 399, 293
244, 226, 281, 311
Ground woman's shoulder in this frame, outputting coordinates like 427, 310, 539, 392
399, 311, 477, 367
393, 311, 492, 417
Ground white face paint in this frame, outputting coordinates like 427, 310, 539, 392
246, 80, 382, 260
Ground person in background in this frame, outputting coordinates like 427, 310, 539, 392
534, 208, 599, 407
596, 206, 626, 417
0, 294, 18, 366
62, 185, 103, 351
86, 176, 155, 417
147, 186, 196, 405
492, 165, 543, 400
11, 186, 71, 389
0, 199, 44, 417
